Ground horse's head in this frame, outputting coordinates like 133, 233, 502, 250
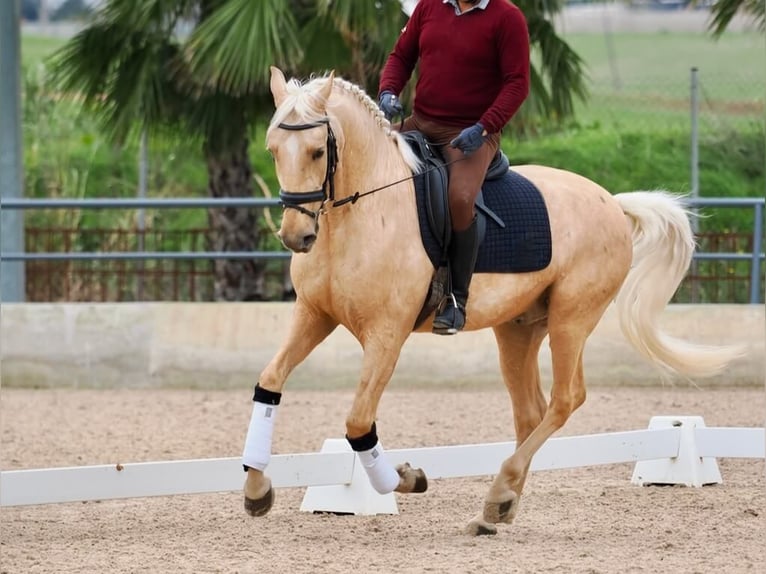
267, 67, 339, 254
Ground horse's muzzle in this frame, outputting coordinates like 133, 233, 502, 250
279, 231, 317, 254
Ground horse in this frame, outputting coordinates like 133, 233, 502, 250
241, 66, 743, 536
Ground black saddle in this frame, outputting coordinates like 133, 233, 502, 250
401, 131, 509, 264
400, 130, 553, 329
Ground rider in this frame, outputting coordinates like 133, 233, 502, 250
379, 0, 530, 334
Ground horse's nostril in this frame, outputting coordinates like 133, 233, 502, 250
303, 234, 317, 248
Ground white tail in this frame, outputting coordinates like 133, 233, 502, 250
614, 191, 745, 378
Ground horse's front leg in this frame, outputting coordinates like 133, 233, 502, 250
345, 334, 428, 495
243, 301, 337, 517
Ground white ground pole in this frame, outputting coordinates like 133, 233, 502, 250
1, 417, 764, 514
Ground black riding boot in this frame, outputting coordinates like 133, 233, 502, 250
432, 218, 479, 335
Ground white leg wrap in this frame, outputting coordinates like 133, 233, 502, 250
357, 441, 400, 494
242, 402, 278, 471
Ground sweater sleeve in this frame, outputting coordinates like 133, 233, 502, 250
478, 7, 530, 134
378, 3, 423, 98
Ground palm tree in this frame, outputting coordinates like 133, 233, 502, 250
49, 0, 303, 301
515, 0, 587, 131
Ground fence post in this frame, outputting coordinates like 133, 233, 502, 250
690, 67, 700, 210
0, 0, 25, 302
751, 202, 764, 304
689, 67, 700, 302
136, 130, 148, 300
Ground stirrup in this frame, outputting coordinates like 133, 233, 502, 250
432, 293, 466, 336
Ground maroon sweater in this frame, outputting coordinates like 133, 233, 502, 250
379, 0, 529, 134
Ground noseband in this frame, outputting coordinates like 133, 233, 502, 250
277, 118, 338, 219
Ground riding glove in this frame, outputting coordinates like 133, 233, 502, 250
379, 91, 403, 121
450, 123, 487, 156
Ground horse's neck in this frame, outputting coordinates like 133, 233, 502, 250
338, 113, 405, 197
326, 110, 418, 249
297, 101, 432, 318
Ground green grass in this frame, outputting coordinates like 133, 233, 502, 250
506, 124, 764, 233
20, 34, 66, 69
557, 32, 765, 130
564, 32, 765, 99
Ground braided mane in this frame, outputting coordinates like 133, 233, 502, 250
267, 72, 421, 172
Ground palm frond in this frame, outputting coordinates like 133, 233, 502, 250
98, 0, 197, 34
312, 0, 405, 93
527, 15, 588, 121
317, 0, 404, 41
298, 17, 353, 75
186, 0, 302, 95
47, 15, 188, 142
47, 22, 130, 101
702, 0, 765, 37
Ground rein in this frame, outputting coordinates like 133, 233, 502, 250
276, 117, 465, 217
332, 156, 465, 208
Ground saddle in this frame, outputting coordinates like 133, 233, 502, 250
400, 130, 552, 330
400, 131, 508, 263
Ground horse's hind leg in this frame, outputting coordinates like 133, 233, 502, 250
465, 320, 548, 536
243, 301, 337, 517
467, 300, 603, 535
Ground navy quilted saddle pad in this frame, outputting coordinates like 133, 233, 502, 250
415, 169, 552, 274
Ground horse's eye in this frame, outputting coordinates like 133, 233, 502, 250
312, 148, 325, 161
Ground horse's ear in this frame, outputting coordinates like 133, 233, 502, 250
270, 66, 288, 107
318, 70, 335, 106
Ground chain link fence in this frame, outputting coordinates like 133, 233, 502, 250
552, 4, 765, 303
557, 5, 764, 134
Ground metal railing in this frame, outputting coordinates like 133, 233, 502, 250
686, 198, 763, 304
0, 196, 763, 302
0, 198, 289, 261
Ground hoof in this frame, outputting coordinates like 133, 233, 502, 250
465, 515, 498, 536
244, 486, 274, 517
394, 462, 428, 493
482, 492, 519, 525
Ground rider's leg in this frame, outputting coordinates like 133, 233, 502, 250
432, 135, 499, 334
432, 216, 479, 334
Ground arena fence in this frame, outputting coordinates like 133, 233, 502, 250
2, 416, 763, 515
0, 196, 763, 303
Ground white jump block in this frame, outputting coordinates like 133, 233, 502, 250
631, 416, 722, 487
300, 439, 399, 516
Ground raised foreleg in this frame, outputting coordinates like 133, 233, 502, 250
243, 300, 337, 516
344, 331, 428, 495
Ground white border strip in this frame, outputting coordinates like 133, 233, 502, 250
695, 427, 766, 458
4, 426, 763, 508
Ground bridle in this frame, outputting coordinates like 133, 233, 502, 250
277, 118, 338, 220
276, 116, 467, 219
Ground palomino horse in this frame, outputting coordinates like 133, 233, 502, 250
242, 67, 741, 536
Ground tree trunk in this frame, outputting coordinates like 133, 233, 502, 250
204, 137, 265, 301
